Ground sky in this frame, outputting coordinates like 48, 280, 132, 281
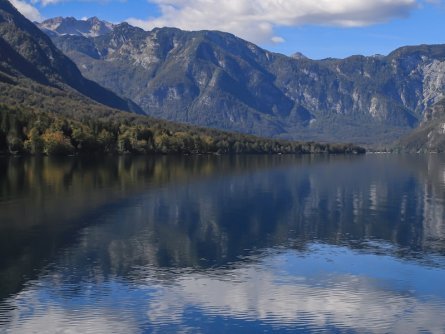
9, 0, 445, 59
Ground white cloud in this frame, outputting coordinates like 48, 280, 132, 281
127, 0, 421, 44
10, 0, 43, 21
37, 0, 65, 5
271, 36, 285, 44
10, 0, 442, 43
10, 0, 126, 22
31, 0, 128, 5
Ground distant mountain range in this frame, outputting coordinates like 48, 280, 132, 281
37, 16, 445, 144
38, 16, 114, 38
3, 0, 366, 157
2, 0, 445, 150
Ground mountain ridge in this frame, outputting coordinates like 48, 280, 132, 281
0, 0, 142, 114
37, 16, 114, 38
1, 1, 366, 156
40, 16, 445, 144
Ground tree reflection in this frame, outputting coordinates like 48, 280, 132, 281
1, 155, 445, 300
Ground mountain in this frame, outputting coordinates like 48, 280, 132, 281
0, 0, 141, 114
396, 98, 445, 152
40, 17, 445, 144
37, 16, 114, 37
1, 1, 366, 156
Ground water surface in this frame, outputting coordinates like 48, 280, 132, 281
0, 155, 444, 333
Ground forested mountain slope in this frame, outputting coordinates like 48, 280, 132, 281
42, 17, 445, 144
0, 0, 141, 114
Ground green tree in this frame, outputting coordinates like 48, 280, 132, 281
7, 135, 24, 154
117, 129, 133, 153
97, 129, 115, 153
42, 130, 74, 155
71, 126, 98, 153
24, 127, 44, 154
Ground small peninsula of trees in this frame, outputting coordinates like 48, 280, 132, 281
0, 104, 365, 156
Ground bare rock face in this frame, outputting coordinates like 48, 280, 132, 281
37, 16, 114, 38
40, 17, 445, 144
290, 52, 308, 60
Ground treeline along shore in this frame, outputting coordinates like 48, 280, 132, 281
0, 104, 365, 156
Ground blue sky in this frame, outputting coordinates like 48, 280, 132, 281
11, 0, 445, 59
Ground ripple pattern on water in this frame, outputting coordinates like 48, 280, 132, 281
1, 155, 445, 333
2, 245, 445, 334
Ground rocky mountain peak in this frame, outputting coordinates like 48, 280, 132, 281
87, 16, 101, 23
35, 14, 445, 145
37, 16, 114, 37
291, 52, 308, 60
112, 22, 143, 35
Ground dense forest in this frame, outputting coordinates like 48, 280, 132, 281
0, 104, 365, 156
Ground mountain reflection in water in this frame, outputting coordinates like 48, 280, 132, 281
0, 155, 444, 333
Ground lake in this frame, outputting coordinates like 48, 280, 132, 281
0, 155, 444, 333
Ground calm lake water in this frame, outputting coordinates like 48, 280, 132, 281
0, 155, 445, 333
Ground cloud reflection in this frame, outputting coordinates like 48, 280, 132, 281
144, 252, 445, 333
2, 155, 445, 333
3, 246, 445, 334
3, 306, 138, 334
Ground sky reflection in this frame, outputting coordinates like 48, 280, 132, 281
3, 244, 445, 333
1, 155, 445, 333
